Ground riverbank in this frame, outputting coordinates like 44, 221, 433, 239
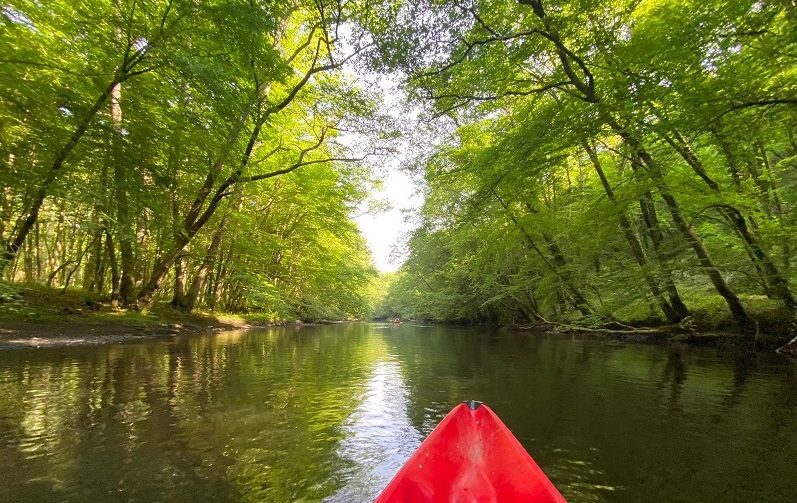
515, 324, 795, 353
405, 293, 797, 354
3, 284, 794, 354
513, 294, 796, 351
0, 284, 307, 349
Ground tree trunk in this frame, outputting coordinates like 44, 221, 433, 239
0, 153, 12, 243
627, 154, 690, 318
493, 191, 593, 316
83, 227, 103, 291
109, 81, 136, 306
171, 255, 188, 309
184, 210, 233, 311
583, 142, 686, 322
84, 158, 112, 293
758, 140, 790, 271
137, 243, 186, 308
711, 124, 743, 189
105, 228, 120, 306
663, 131, 795, 310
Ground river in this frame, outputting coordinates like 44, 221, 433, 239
0, 323, 795, 502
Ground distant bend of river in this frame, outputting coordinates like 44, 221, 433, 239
0, 323, 796, 502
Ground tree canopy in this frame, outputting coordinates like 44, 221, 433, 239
3, 0, 797, 329
1, 0, 391, 320
371, 0, 797, 329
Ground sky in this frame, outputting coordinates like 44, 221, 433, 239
334, 25, 425, 273
354, 159, 419, 272
346, 75, 423, 273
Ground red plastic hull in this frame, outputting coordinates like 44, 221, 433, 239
375, 402, 567, 502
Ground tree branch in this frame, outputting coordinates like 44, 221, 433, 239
711, 98, 797, 121
412, 29, 541, 80
427, 81, 571, 103
264, 38, 367, 118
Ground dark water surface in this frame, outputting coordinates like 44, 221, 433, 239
0, 323, 796, 502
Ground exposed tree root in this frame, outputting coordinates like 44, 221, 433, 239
518, 316, 697, 336
775, 324, 797, 356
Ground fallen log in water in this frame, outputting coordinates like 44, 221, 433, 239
518, 316, 697, 336
776, 332, 797, 357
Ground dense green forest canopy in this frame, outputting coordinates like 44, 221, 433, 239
2, 0, 797, 329
371, 0, 797, 329
1, 0, 395, 320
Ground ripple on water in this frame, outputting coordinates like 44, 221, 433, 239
0, 327, 796, 503
327, 358, 422, 502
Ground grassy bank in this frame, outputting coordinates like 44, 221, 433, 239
509, 290, 797, 352
0, 283, 305, 346
607, 288, 793, 334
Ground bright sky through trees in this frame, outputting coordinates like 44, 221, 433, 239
3, 0, 796, 330
342, 72, 421, 272
354, 160, 418, 272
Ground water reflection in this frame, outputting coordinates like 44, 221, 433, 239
658, 346, 687, 408
329, 357, 421, 502
0, 324, 795, 502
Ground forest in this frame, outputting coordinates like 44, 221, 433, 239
374, 0, 797, 332
2, 0, 797, 332
1, 0, 388, 321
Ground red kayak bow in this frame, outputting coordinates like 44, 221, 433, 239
375, 401, 567, 502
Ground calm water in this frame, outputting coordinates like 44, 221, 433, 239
0, 323, 796, 502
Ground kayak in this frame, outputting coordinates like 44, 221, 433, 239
375, 401, 567, 502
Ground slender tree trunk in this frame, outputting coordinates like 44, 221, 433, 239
627, 154, 690, 317
172, 255, 187, 309
493, 191, 593, 316
83, 225, 103, 291
758, 140, 791, 274
105, 228, 120, 306
179, 179, 242, 311
583, 142, 686, 322
34, 219, 42, 282
109, 82, 136, 306
711, 124, 743, 189
747, 142, 774, 216
168, 84, 189, 310
183, 218, 227, 311
95, 240, 106, 293
206, 257, 219, 310
758, 141, 785, 217
61, 233, 88, 292
169, 181, 187, 309
210, 245, 234, 310
95, 155, 113, 296
23, 238, 33, 283
662, 131, 795, 310
137, 244, 186, 307
57, 209, 67, 285
0, 153, 12, 243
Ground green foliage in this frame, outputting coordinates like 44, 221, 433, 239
1, 0, 384, 320
370, 0, 797, 329
4, 0, 796, 329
